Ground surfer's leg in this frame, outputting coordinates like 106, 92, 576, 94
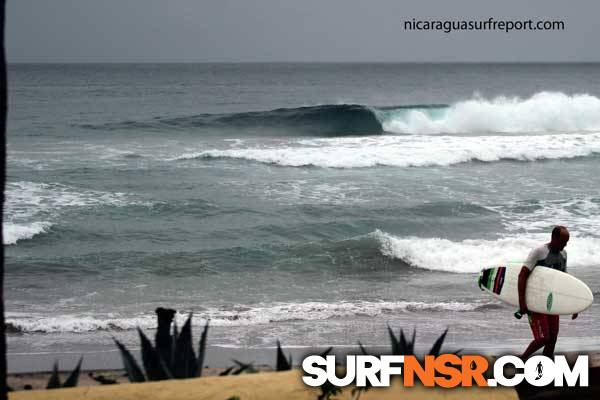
542, 315, 559, 357
522, 313, 550, 359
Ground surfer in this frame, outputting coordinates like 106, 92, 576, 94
518, 226, 578, 359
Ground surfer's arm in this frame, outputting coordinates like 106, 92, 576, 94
519, 247, 540, 313
518, 266, 530, 313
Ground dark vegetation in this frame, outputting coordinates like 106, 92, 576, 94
115, 307, 209, 381
1, 1, 8, 397
114, 307, 454, 400
45, 358, 83, 389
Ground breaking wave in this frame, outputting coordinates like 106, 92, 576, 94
372, 230, 600, 273
3, 222, 52, 245
381, 92, 600, 134
80, 92, 600, 136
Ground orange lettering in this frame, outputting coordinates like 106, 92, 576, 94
403, 355, 435, 387
434, 354, 462, 388
461, 355, 489, 387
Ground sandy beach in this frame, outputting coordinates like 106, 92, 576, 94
7, 351, 600, 398
9, 369, 521, 400
9, 365, 600, 400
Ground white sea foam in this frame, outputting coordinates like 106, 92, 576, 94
172, 132, 600, 168
5, 181, 130, 217
5, 313, 158, 334
3, 181, 137, 245
261, 181, 367, 205
381, 92, 600, 134
2, 222, 52, 245
490, 197, 600, 238
5, 300, 491, 333
372, 230, 600, 273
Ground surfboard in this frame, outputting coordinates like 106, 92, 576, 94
478, 264, 593, 315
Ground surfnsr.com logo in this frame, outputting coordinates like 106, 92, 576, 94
302, 354, 589, 388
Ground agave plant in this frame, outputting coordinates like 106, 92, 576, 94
387, 325, 453, 356
276, 340, 292, 371
350, 327, 455, 400
114, 308, 209, 382
46, 357, 83, 389
318, 380, 343, 400
275, 341, 333, 372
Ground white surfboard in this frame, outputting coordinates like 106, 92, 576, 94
478, 264, 593, 315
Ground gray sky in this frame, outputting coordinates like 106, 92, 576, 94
7, 0, 600, 62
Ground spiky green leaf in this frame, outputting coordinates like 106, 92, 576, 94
62, 357, 83, 387
387, 324, 399, 355
139, 328, 171, 380
276, 340, 291, 371
320, 346, 333, 357
428, 329, 448, 356
173, 313, 197, 378
358, 341, 368, 355
399, 328, 416, 355
46, 362, 61, 389
196, 320, 209, 377
114, 339, 146, 382
399, 329, 408, 354
232, 359, 255, 375
219, 366, 236, 376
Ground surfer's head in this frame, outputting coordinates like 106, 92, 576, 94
550, 225, 569, 252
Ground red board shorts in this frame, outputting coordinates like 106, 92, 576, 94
528, 312, 559, 341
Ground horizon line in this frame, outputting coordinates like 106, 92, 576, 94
7, 60, 600, 65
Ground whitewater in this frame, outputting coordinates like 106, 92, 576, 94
174, 132, 600, 168
380, 91, 600, 134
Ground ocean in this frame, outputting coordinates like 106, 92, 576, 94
4, 63, 600, 364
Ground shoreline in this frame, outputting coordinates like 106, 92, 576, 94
7, 345, 302, 374
9, 340, 600, 374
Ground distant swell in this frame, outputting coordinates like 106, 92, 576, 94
79, 92, 600, 136
80, 104, 385, 136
